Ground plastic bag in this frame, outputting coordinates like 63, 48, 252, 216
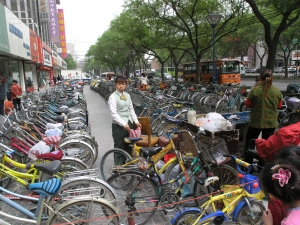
46, 123, 64, 130
202, 112, 227, 132
129, 127, 141, 138
45, 128, 63, 137
29, 141, 51, 160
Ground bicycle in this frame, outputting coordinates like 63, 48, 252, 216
100, 128, 194, 181
171, 154, 265, 225
0, 176, 119, 224
106, 129, 239, 225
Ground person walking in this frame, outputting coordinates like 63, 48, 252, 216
108, 76, 141, 157
53, 76, 57, 86
10, 80, 22, 111
0, 73, 6, 115
244, 69, 282, 163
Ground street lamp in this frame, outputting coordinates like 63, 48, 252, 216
206, 14, 222, 84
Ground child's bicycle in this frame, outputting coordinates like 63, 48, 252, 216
171, 154, 266, 225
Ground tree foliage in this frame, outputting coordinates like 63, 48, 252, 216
64, 54, 77, 70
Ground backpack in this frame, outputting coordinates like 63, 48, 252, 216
256, 122, 300, 164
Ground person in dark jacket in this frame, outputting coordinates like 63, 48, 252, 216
0, 73, 6, 115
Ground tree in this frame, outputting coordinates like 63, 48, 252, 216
64, 54, 77, 69
244, 0, 300, 70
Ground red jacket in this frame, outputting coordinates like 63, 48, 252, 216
10, 83, 22, 99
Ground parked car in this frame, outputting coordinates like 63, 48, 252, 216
250, 68, 259, 73
288, 66, 297, 73
245, 68, 252, 73
273, 67, 284, 73
163, 73, 173, 81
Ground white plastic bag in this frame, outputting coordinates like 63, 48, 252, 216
45, 128, 63, 137
202, 112, 227, 132
29, 141, 51, 160
46, 123, 64, 130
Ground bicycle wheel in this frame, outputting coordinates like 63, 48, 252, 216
151, 118, 161, 134
40, 157, 88, 182
156, 122, 166, 136
172, 210, 201, 225
239, 102, 251, 112
194, 164, 239, 206
59, 140, 95, 168
100, 148, 133, 181
47, 198, 119, 225
107, 171, 159, 225
204, 96, 219, 113
215, 99, 228, 113
235, 200, 265, 225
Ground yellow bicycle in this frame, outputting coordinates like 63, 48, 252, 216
171, 155, 265, 225
100, 128, 194, 181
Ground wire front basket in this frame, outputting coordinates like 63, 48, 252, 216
197, 136, 230, 165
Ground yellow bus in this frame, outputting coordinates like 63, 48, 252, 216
183, 59, 242, 84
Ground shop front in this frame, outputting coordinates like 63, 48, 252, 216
53, 51, 67, 81
0, 4, 31, 92
36, 41, 53, 89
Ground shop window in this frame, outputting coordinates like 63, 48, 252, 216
10, 61, 20, 84
10, 0, 18, 13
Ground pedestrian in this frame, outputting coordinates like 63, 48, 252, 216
53, 76, 57, 86
260, 159, 300, 225
140, 73, 148, 85
0, 73, 6, 116
4, 99, 14, 115
108, 76, 141, 157
57, 75, 61, 82
244, 69, 282, 163
10, 80, 22, 111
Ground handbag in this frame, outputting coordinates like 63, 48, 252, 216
129, 127, 141, 138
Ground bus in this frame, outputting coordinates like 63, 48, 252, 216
183, 59, 242, 84
156, 67, 183, 77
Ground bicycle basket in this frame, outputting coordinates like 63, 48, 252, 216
197, 136, 230, 165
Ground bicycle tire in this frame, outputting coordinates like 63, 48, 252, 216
235, 200, 265, 224
47, 197, 119, 225
59, 140, 95, 168
100, 148, 133, 181
172, 210, 201, 225
215, 99, 228, 113
279, 112, 300, 128
107, 171, 159, 225
151, 118, 161, 134
156, 122, 166, 136
204, 96, 219, 113
39, 157, 88, 182
194, 164, 239, 206
0, 152, 24, 189
239, 102, 251, 112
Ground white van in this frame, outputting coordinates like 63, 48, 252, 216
100, 72, 115, 81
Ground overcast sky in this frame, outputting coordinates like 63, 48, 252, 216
58, 0, 125, 59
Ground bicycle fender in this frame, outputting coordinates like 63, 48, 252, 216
171, 207, 200, 224
232, 198, 256, 222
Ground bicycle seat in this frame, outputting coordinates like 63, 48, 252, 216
29, 178, 62, 197
140, 147, 162, 158
34, 160, 62, 176
124, 137, 143, 143
51, 115, 65, 123
36, 150, 63, 161
175, 100, 194, 106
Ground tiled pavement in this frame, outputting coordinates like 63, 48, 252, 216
1, 85, 267, 225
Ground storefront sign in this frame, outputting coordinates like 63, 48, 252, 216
30, 30, 39, 62
48, 0, 59, 42
43, 49, 53, 67
37, 37, 44, 64
62, 59, 67, 69
0, 4, 10, 53
52, 51, 58, 66
58, 9, 67, 58
292, 50, 300, 61
4, 7, 31, 59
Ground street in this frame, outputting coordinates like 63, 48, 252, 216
241, 76, 297, 90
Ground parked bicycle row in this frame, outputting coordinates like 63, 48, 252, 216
0, 84, 120, 224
